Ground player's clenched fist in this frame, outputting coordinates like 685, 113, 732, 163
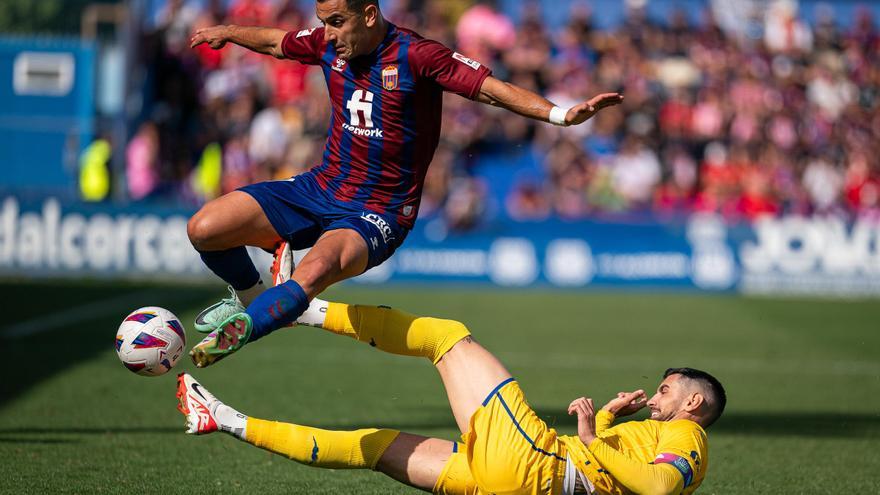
568, 396, 597, 445
191, 25, 231, 50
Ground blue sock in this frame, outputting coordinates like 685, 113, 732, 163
246, 280, 309, 341
199, 247, 260, 291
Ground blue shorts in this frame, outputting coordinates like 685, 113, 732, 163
239, 173, 409, 271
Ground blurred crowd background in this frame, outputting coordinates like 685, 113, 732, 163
57, 0, 880, 229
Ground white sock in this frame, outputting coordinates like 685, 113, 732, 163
235, 280, 265, 306
211, 402, 248, 440
297, 297, 329, 327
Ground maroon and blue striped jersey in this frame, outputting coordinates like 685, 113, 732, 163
281, 23, 492, 229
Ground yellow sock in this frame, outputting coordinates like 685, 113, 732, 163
245, 418, 399, 470
323, 303, 470, 364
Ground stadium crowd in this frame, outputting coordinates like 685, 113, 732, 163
132, 0, 880, 229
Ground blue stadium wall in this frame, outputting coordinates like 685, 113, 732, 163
0, 37, 96, 196
2, 195, 879, 297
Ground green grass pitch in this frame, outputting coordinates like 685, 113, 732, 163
1, 281, 879, 494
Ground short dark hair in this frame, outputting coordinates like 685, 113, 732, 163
317, 0, 379, 13
664, 367, 727, 427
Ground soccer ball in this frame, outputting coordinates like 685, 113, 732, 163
115, 307, 186, 376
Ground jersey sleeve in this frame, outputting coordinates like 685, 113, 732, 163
587, 438, 685, 495
595, 409, 616, 434
652, 421, 709, 493
280, 27, 324, 65
408, 39, 492, 100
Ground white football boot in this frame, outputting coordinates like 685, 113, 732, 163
267, 241, 326, 328
271, 241, 306, 329
270, 241, 295, 286
176, 373, 220, 435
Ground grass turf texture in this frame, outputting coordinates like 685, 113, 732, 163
1, 281, 879, 494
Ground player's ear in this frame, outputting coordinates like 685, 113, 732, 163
363, 3, 379, 27
683, 392, 705, 414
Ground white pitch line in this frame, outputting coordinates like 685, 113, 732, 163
1, 290, 159, 340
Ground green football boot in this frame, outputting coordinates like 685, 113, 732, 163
194, 286, 246, 333
189, 313, 253, 368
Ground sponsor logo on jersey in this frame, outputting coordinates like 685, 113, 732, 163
361, 213, 395, 244
342, 122, 384, 138
452, 52, 481, 70
344, 90, 383, 138
382, 65, 399, 90
296, 28, 316, 38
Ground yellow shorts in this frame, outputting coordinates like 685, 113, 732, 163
434, 379, 567, 495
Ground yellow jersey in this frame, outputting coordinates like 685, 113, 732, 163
559, 410, 709, 494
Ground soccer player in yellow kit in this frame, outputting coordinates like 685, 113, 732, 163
177, 299, 726, 494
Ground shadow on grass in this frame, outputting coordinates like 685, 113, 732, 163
0, 282, 218, 410
703, 412, 880, 438
184, 409, 877, 440
295, 409, 880, 440
1, 412, 876, 442
0, 437, 80, 444
0, 426, 181, 445
0, 426, 182, 435
536, 410, 880, 439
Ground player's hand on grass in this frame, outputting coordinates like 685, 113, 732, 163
191, 25, 231, 49
565, 93, 625, 126
568, 397, 597, 445
602, 390, 647, 417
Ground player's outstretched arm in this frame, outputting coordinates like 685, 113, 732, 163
475, 76, 623, 127
190, 25, 288, 59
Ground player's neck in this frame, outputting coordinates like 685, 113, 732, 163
671, 411, 702, 426
359, 16, 389, 57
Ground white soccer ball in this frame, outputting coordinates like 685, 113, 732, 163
115, 307, 186, 377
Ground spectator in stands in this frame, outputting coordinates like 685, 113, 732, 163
126, 121, 161, 200
136, 0, 880, 230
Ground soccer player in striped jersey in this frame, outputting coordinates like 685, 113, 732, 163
185, 0, 624, 367
177, 299, 726, 494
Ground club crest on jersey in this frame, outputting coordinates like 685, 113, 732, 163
382, 65, 399, 90
332, 58, 347, 72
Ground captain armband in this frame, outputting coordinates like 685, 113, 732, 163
652, 453, 694, 487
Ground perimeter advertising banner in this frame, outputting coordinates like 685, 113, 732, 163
2, 196, 879, 296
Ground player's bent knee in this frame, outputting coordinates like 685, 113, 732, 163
187, 211, 215, 250
428, 319, 472, 365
